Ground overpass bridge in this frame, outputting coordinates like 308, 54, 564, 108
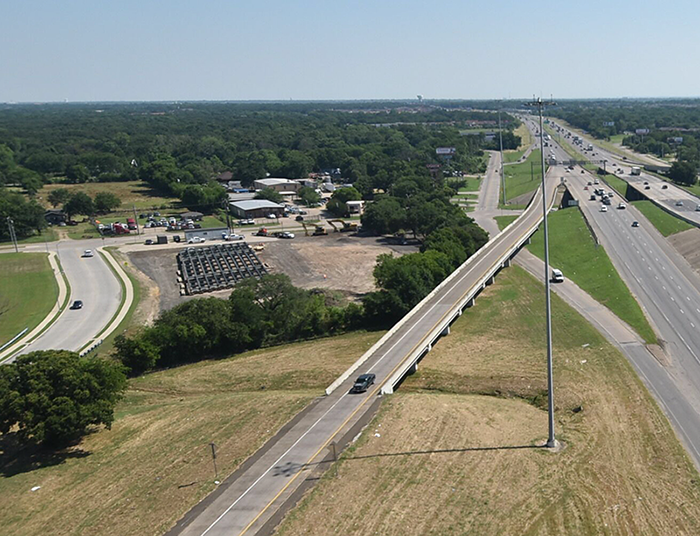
171, 170, 561, 536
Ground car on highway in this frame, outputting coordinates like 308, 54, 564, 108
590, 195, 597, 201
581, 170, 585, 174
350, 373, 376, 393
188, 236, 206, 244
82, 249, 94, 257
594, 179, 599, 184
617, 203, 626, 209
587, 181, 593, 186
645, 185, 651, 190
70, 300, 84, 310
696, 205, 700, 212
662, 184, 668, 189
644, 181, 649, 185
600, 205, 608, 212
676, 201, 684, 207
632, 221, 639, 227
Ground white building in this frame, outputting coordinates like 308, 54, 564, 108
253, 178, 301, 193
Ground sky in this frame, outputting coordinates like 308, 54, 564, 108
2, 0, 699, 102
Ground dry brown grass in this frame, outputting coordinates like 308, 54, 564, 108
0, 331, 383, 536
276, 266, 700, 536
38, 181, 177, 210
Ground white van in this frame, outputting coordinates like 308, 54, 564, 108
551, 269, 564, 283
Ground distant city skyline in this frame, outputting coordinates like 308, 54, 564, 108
2, 0, 699, 102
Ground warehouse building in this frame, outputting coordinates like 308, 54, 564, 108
253, 178, 301, 193
229, 199, 286, 219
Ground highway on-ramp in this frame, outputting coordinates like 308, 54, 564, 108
169, 172, 561, 536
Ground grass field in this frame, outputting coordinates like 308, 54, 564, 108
451, 177, 481, 193
0, 330, 384, 536
631, 200, 695, 237
502, 124, 533, 164
38, 181, 178, 211
680, 183, 700, 197
600, 172, 629, 197
495, 215, 518, 230
0, 227, 58, 247
0, 253, 59, 346
276, 266, 700, 536
528, 208, 656, 343
502, 149, 543, 204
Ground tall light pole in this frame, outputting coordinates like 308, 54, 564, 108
6, 217, 18, 253
498, 108, 506, 204
525, 96, 557, 449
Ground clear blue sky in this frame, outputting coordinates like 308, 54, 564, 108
2, 0, 698, 102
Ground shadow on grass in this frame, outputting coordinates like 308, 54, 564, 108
0, 432, 90, 477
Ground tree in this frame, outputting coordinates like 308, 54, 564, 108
326, 187, 361, 217
298, 186, 321, 206
0, 188, 46, 240
255, 187, 284, 204
0, 350, 127, 447
64, 192, 95, 219
669, 160, 698, 186
361, 197, 406, 235
94, 192, 122, 213
66, 163, 90, 184
48, 188, 71, 208
114, 334, 159, 376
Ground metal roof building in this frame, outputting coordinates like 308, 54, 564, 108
229, 200, 285, 219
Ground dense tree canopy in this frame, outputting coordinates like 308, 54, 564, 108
0, 188, 46, 240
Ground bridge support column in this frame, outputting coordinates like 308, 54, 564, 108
441, 325, 450, 336
408, 362, 418, 374
486, 276, 495, 286
503, 258, 511, 268
466, 298, 475, 308
525, 237, 531, 245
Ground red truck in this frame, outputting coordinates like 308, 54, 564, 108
126, 218, 137, 230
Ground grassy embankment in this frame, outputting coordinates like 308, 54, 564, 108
502, 123, 534, 163
501, 149, 543, 208
0, 330, 384, 536
276, 266, 700, 536
0, 253, 59, 346
631, 200, 695, 237
450, 177, 481, 213
497, 209, 655, 343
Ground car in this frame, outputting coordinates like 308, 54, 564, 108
632, 221, 639, 227
267, 213, 277, 219
583, 186, 588, 190
278, 231, 295, 239
587, 181, 593, 186
144, 239, 153, 245
617, 203, 626, 209
70, 300, 83, 310
644, 181, 649, 185
590, 195, 596, 201
696, 205, 700, 211
224, 233, 244, 241
623, 156, 627, 160
82, 249, 94, 258
295, 215, 304, 222
600, 205, 608, 212
676, 201, 684, 206
581, 170, 585, 174
188, 237, 206, 244
299, 210, 308, 215
660, 183, 668, 189
350, 373, 376, 393
612, 163, 617, 167
551, 268, 564, 283
644, 186, 651, 190
594, 179, 599, 184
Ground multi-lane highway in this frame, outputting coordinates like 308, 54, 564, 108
548, 121, 700, 226
169, 169, 561, 536
542, 133, 700, 464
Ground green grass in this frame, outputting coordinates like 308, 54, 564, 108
503, 148, 528, 163
501, 149, 543, 204
0, 228, 58, 247
528, 207, 657, 343
680, 183, 700, 197
495, 215, 518, 230
200, 215, 227, 228
451, 177, 481, 192
599, 172, 629, 197
0, 253, 59, 346
631, 200, 694, 237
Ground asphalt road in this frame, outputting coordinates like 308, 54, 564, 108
545, 137, 700, 465
15, 238, 122, 355
170, 171, 561, 536
548, 122, 700, 226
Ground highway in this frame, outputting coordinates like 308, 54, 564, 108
4, 237, 123, 357
543, 135, 700, 465
168, 169, 561, 536
548, 121, 700, 226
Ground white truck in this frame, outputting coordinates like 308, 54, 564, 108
631, 166, 641, 176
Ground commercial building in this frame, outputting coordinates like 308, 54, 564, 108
346, 200, 365, 214
229, 199, 285, 219
184, 227, 229, 241
253, 178, 301, 193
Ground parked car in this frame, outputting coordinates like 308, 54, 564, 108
350, 373, 376, 393
82, 249, 93, 257
70, 300, 83, 310
278, 232, 295, 239
267, 213, 277, 219
224, 233, 244, 241
188, 236, 206, 244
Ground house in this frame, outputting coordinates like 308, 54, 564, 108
45, 209, 67, 225
229, 200, 286, 219
253, 178, 301, 193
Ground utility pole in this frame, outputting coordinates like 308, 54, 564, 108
498, 108, 506, 205
210, 442, 219, 482
525, 96, 557, 449
6, 217, 18, 253
132, 205, 140, 235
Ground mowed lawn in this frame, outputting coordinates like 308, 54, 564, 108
0, 330, 383, 536
631, 200, 695, 237
276, 266, 700, 536
0, 253, 59, 346
528, 207, 656, 343
502, 149, 543, 203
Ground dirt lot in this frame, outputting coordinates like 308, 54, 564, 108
127, 234, 417, 312
275, 266, 700, 536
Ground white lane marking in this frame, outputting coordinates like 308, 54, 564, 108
678, 286, 682, 290
662, 266, 666, 270
671, 297, 675, 302
655, 276, 659, 280
681, 309, 685, 315
692, 323, 696, 328
663, 286, 666, 290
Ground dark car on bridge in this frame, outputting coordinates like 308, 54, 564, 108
350, 374, 376, 393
